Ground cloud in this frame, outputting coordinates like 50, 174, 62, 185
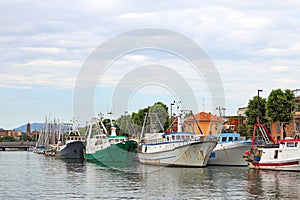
270, 66, 288, 72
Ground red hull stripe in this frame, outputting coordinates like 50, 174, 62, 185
278, 139, 300, 143
253, 161, 299, 167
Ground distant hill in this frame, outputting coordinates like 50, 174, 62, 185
15, 123, 44, 133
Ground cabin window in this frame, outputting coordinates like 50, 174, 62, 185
295, 142, 298, 147
172, 136, 175, 140
234, 137, 238, 141
287, 142, 295, 147
176, 135, 181, 140
228, 137, 233, 141
221, 137, 227, 142
115, 139, 119, 142
121, 139, 124, 142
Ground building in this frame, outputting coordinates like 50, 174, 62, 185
237, 107, 247, 117
26, 122, 31, 135
184, 112, 221, 136
0, 129, 22, 140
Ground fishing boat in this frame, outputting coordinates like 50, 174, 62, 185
56, 121, 86, 159
208, 133, 253, 166
85, 115, 138, 166
246, 121, 300, 171
138, 108, 217, 167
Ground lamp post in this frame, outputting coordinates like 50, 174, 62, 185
257, 89, 263, 123
170, 102, 175, 132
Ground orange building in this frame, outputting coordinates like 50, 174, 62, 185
0, 129, 22, 140
184, 112, 221, 136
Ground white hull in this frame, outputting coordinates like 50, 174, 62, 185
208, 142, 251, 166
247, 138, 300, 171
138, 140, 216, 167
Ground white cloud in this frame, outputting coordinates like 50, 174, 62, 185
270, 66, 288, 72
1, 0, 300, 128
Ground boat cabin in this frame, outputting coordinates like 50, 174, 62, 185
66, 135, 86, 144
278, 138, 300, 149
143, 132, 201, 145
213, 133, 241, 143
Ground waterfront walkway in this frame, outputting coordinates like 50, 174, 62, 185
0, 141, 35, 151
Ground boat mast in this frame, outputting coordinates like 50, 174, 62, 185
108, 111, 116, 136
175, 101, 182, 132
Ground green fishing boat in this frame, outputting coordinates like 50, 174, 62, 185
85, 116, 138, 167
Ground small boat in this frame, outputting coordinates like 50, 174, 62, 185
246, 122, 300, 171
138, 108, 217, 167
246, 137, 300, 171
85, 115, 138, 166
33, 145, 46, 154
56, 121, 86, 159
207, 133, 253, 166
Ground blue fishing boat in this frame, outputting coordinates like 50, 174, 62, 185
208, 133, 252, 166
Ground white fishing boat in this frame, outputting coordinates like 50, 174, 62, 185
208, 133, 253, 166
246, 122, 300, 171
138, 108, 217, 167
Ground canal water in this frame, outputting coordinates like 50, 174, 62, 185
0, 151, 299, 199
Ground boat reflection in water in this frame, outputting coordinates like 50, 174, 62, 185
246, 169, 300, 199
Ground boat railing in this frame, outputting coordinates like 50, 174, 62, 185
260, 143, 279, 148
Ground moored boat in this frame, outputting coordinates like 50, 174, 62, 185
246, 137, 300, 171
138, 106, 217, 167
56, 121, 86, 159
139, 131, 217, 167
85, 116, 138, 166
208, 133, 253, 166
246, 121, 300, 171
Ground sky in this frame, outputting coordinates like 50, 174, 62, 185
1, 0, 300, 129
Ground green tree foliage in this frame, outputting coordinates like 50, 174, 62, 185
245, 96, 267, 136
116, 102, 170, 136
21, 134, 32, 141
245, 96, 267, 125
0, 136, 16, 142
149, 102, 170, 131
266, 89, 295, 123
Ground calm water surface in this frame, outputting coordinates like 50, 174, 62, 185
0, 151, 299, 199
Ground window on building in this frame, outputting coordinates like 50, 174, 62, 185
276, 124, 281, 133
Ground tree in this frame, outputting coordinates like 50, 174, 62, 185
21, 134, 32, 141
266, 89, 295, 138
117, 102, 170, 136
245, 95, 267, 136
148, 102, 170, 131
0, 136, 16, 142
266, 89, 295, 123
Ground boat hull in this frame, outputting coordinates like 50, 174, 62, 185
85, 140, 138, 165
208, 141, 252, 166
57, 141, 85, 159
138, 140, 217, 167
248, 159, 300, 171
